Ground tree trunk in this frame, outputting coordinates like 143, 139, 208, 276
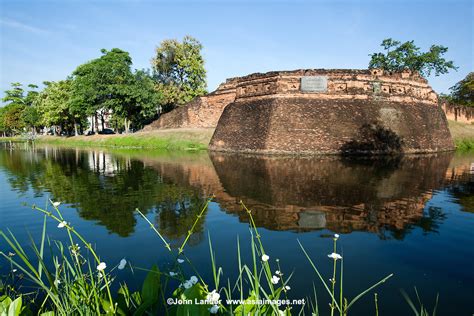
74, 121, 79, 136
124, 118, 129, 134
94, 113, 99, 133
101, 113, 105, 131
53, 126, 57, 136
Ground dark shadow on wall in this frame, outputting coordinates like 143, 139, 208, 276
340, 123, 404, 155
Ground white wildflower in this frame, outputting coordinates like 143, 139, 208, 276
327, 253, 342, 260
96, 262, 107, 271
206, 290, 220, 304
118, 259, 127, 270
57, 221, 67, 228
285, 285, 291, 290
52, 201, 61, 207
261, 254, 269, 262
334, 234, 340, 239
169, 271, 177, 277
54, 279, 61, 286
12, 269, 17, 273
275, 270, 282, 276
177, 258, 185, 264
183, 280, 193, 289
189, 275, 198, 284
71, 244, 80, 255
271, 275, 280, 284
209, 305, 219, 314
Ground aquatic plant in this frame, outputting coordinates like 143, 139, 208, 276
0, 199, 438, 315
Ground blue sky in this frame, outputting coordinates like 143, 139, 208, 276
0, 0, 472, 97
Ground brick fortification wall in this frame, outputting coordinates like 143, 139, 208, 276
209, 69, 455, 154
142, 79, 237, 130
440, 100, 474, 124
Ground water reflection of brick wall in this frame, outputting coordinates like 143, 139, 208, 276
140, 151, 455, 236
208, 153, 451, 234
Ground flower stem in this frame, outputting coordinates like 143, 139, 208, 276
330, 237, 337, 316
178, 196, 213, 254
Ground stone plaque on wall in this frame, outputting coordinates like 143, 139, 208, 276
301, 76, 328, 93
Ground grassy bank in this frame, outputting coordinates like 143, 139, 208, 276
1, 122, 473, 152
0, 137, 26, 142
33, 128, 214, 151
448, 120, 474, 151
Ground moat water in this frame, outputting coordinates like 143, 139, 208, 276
0, 144, 473, 315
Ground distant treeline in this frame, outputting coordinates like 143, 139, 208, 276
0, 36, 207, 137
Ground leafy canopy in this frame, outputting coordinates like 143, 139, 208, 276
449, 72, 474, 107
368, 38, 457, 77
35, 80, 74, 128
1, 83, 40, 133
151, 36, 207, 109
72, 48, 159, 131
72, 48, 134, 116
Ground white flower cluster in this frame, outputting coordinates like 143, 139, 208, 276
118, 258, 127, 270
327, 253, 342, 260
180, 275, 199, 289
97, 262, 107, 271
57, 221, 68, 228
206, 290, 220, 314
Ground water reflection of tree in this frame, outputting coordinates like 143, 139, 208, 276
0, 147, 207, 239
378, 206, 447, 240
155, 194, 207, 248
448, 179, 474, 213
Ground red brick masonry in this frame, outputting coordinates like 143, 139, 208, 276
142, 79, 237, 130
209, 69, 454, 154
144, 68, 454, 154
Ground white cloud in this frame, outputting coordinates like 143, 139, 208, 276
0, 17, 49, 34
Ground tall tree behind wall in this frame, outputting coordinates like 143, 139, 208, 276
151, 36, 207, 112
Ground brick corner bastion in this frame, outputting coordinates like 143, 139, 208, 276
208, 69, 454, 155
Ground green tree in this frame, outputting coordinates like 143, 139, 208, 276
21, 106, 41, 134
113, 69, 162, 133
369, 38, 457, 77
72, 48, 132, 133
35, 80, 74, 135
22, 84, 41, 134
449, 72, 474, 107
2, 83, 41, 135
2, 82, 25, 105
73, 48, 160, 133
0, 107, 6, 136
151, 36, 207, 111
2, 82, 25, 135
2, 83, 27, 135
1, 104, 25, 134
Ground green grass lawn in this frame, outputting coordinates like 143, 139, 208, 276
32, 128, 214, 151
448, 120, 474, 151
1, 122, 473, 151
